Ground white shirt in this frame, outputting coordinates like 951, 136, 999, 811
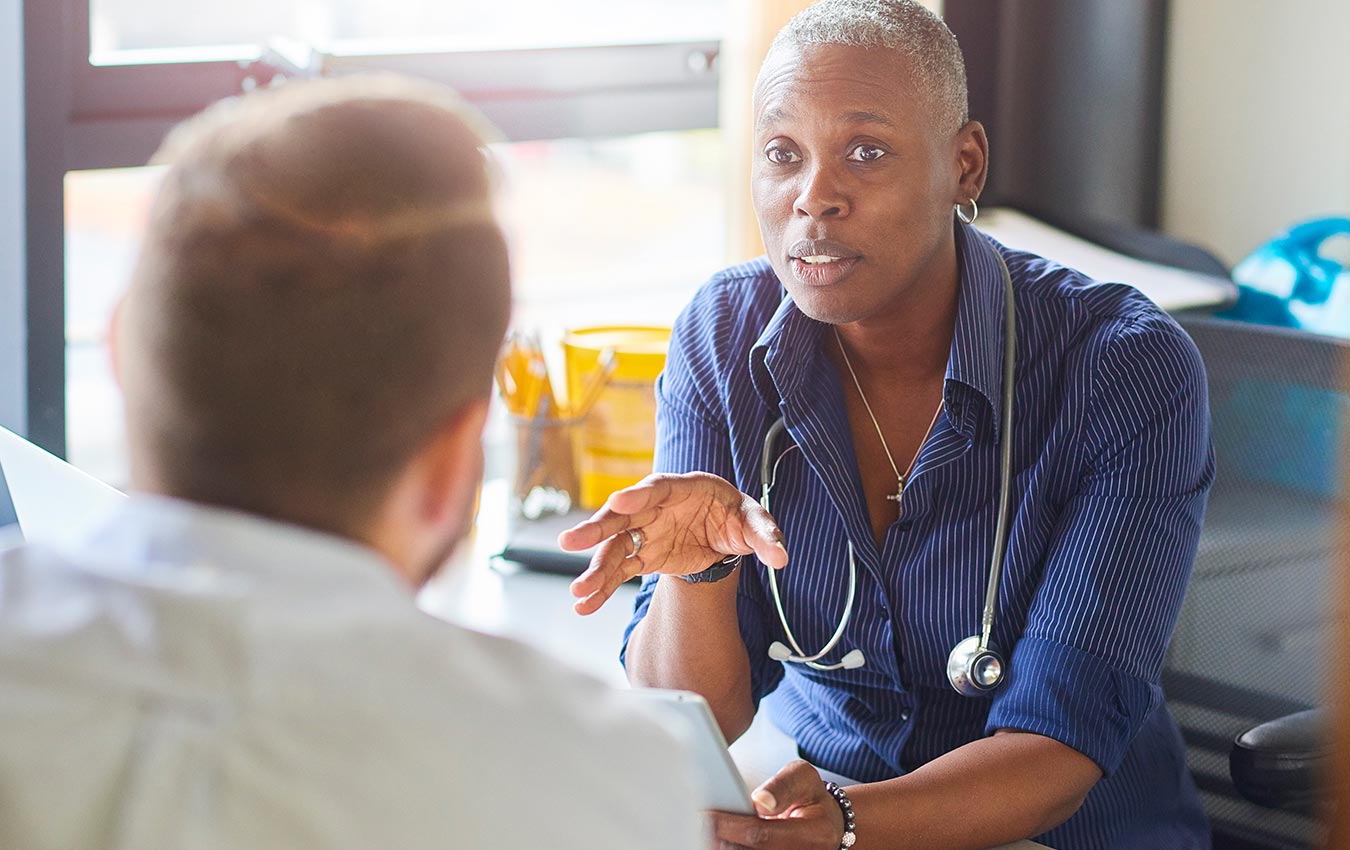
0, 496, 703, 850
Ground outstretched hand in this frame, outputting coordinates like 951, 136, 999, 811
558, 472, 788, 615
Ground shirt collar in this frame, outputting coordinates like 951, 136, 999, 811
945, 222, 1010, 437
749, 286, 824, 407
749, 221, 1009, 438
70, 494, 410, 600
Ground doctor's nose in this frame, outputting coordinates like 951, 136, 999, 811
793, 167, 850, 219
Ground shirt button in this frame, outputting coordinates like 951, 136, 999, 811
900, 710, 911, 721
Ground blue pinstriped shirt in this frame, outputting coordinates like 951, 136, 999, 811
623, 223, 1215, 849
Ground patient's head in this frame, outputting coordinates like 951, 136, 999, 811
115, 76, 510, 582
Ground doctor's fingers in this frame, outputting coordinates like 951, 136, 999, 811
752, 761, 833, 816
734, 496, 788, 570
570, 532, 652, 616
560, 471, 735, 552
710, 811, 836, 850
562, 472, 747, 551
556, 498, 663, 552
555, 471, 694, 550
604, 471, 751, 524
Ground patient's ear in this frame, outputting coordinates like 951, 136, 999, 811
420, 397, 490, 528
366, 397, 489, 586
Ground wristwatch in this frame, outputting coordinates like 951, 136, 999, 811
677, 554, 742, 584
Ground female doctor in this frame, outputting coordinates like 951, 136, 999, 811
560, 3, 1213, 849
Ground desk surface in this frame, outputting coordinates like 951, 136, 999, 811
419, 481, 636, 687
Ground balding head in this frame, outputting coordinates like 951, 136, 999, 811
117, 76, 510, 536
764, 0, 968, 133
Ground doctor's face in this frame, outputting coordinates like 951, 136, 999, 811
751, 43, 980, 326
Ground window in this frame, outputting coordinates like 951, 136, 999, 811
69, 1, 722, 171
64, 130, 726, 484
91, 0, 727, 55
25, 0, 728, 458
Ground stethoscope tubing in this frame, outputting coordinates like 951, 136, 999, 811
981, 255, 1018, 651
761, 420, 861, 670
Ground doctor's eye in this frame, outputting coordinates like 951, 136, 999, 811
847, 145, 887, 163
764, 145, 801, 165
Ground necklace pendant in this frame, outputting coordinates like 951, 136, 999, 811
886, 477, 905, 504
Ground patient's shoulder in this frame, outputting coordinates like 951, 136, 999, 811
394, 620, 705, 848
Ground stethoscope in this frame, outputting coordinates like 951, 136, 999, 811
762, 251, 1017, 697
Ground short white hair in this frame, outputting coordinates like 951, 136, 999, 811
766, 0, 969, 131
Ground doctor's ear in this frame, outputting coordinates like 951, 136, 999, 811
953, 119, 989, 207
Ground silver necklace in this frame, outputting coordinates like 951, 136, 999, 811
833, 328, 944, 507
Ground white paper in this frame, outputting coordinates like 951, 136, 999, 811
979, 207, 1237, 313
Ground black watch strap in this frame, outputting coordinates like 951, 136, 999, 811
678, 554, 743, 584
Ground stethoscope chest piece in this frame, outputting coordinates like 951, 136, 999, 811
946, 634, 1006, 696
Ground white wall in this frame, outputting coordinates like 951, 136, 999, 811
1161, 0, 1350, 266
0, 0, 25, 435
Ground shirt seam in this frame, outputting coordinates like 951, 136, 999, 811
1080, 317, 1139, 470
1003, 251, 1155, 325
1080, 316, 1201, 481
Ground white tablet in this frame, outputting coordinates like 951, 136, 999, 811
629, 688, 756, 815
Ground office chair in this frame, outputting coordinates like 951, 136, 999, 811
1230, 708, 1326, 813
1166, 317, 1345, 850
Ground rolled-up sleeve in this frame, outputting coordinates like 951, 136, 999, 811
620, 285, 784, 704
987, 315, 1214, 775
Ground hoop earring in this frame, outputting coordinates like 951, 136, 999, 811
955, 198, 979, 225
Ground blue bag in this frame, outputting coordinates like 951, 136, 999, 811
1221, 216, 1350, 336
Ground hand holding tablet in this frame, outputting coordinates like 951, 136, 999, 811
627, 688, 756, 815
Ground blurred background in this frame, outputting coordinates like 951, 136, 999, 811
3, 4, 1349, 848
2, 0, 1345, 487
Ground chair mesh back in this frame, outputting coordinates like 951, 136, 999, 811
1168, 317, 1346, 849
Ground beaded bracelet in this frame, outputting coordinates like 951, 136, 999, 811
824, 781, 856, 848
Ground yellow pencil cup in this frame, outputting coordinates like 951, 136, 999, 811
562, 326, 671, 510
